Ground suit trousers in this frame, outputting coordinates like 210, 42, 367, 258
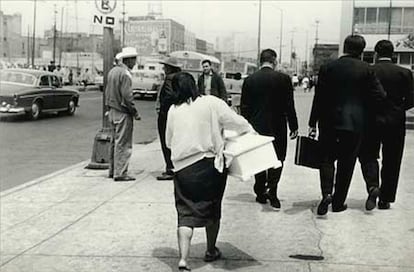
319, 129, 362, 208
158, 111, 174, 173
359, 125, 405, 202
109, 109, 133, 178
254, 163, 284, 199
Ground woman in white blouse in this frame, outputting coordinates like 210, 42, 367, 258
166, 72, 254, 271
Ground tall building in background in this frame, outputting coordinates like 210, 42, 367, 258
195, 38, 207, 54
340, 0, 414, 70
0, 11, 22, 60
125, 16, 185, 56
184, 30, 196, 51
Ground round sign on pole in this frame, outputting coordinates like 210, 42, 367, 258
95, 0, 117, 15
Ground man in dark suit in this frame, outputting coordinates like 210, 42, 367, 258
197, 59, 227, 101
241, 49, 298, 209
308, 35, 387, 215
359, 40, 414, 210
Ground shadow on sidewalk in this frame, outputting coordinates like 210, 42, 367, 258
152, 242, 261, 271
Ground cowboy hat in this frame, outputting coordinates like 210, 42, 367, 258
116, 47, 138, 59
159, 57, 182, 68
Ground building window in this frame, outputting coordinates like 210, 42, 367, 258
399, 52, 411, 65
354, 7, 412, 34
378, 8, 390, 33
391, 8, 403, 33
403, 7, 414, 32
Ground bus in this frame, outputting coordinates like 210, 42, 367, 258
169, 50, 221, 79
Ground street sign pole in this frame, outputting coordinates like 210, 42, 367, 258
86, 0, 117, 169
86, 26, 114, 170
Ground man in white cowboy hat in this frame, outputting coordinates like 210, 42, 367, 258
106, 47, 141, 182
156, 57, 182, 180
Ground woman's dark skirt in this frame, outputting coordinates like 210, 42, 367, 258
174, 157, 227, 228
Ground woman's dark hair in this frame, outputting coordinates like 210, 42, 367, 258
343, 35, 366, 57
374, 40, 394, 58
171, 72, 201, 105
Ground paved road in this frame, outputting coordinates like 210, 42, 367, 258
0, 88, 315, 192
0, 91, 158, 191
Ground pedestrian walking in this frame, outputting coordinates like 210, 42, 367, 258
106, 47, 141, 182
166, 72, 255, 271
68, 69, 73, 85
240, 49, 299, 209
156, 57, 182, 181
308, 35, 387, 215
197, 59, 227, 102
359, 40, 414, 210
81, 68, 92, 90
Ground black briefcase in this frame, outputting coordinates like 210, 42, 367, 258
294, 136, 321, 169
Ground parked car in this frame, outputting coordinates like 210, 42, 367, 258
0, 69, 80, 120
94, 74, 104, 91
131, 71, 162, 100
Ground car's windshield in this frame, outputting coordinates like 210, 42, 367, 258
0, 71, 36, 86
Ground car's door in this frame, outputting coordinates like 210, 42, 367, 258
50, 75, 68, 109
38, 75, 54, 110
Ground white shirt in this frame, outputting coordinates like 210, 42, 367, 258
166, 95, 254, 172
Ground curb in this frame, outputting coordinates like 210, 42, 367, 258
0, 160, 90, 198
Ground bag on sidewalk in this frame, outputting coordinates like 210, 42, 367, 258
294, 136, 321, 169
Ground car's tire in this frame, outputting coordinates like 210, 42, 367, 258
66, 98, 76, 116
27, 101, 41, 120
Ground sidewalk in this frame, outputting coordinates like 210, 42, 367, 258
1, 133, 414, 272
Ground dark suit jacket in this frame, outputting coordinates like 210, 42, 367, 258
197, 71, 227, 101
373, 59, 414, 127
240, 66, 298, 161
309, 55, 386, 133
158, 72, 179, 115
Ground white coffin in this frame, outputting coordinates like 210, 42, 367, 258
223, 132, 282, 181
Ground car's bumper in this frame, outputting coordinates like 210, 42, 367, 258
133, 90, 157, 97
0, 106, 25, 113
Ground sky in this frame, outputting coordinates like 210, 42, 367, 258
1, 0, 344, 61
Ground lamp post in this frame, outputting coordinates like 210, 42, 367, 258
268, 4, 284, 65
31, 0, 37, 67
257, 0, 262, 67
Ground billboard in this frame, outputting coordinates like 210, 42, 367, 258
125, 20, 170, 55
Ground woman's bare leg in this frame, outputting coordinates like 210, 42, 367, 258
177, 226, 193, 267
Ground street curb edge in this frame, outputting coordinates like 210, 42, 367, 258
0, 160, 90, 198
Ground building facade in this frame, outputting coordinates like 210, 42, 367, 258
0, 11, 22, 60
184, 30, 196, 51
340, 0, 414, 70
195, 38, 207, 54
125, 16, 185, 56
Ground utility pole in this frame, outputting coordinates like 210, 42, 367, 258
53, 4, 57, 64
289, 29, 295, 68
31, 0, 37, 67
27, 25, 30, 66
75, 0, 79, 71
257, 0, 262, 67
59, 6, 64, 66
387, 0, 392, 39
305, 30, 309, 73
315, 19, 320, 46
122, 0, 126, 47
279, 9, 283, 65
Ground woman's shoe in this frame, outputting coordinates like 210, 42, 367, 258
204, 247, 222, 262
178, 265, 191, 271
